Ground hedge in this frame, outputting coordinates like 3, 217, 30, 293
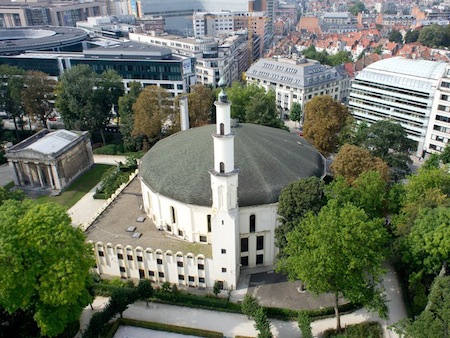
93, 281, 360, 321
105, 318, 223, 338
323, 321, 382, 338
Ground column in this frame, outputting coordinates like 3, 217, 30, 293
25, 162, 34, 187
35, 163, 44, 188
51, 164, 61, 190
46, 165, 55, 189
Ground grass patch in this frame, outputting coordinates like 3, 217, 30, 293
105, 318, 223, 338
34, 164, 112, 209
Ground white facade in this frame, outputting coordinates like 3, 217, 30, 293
246, 56, 344, 120
348, 57, 447, 156
425, 66, 450, 154
193, 11, 235, 38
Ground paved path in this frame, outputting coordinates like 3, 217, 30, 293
79, 264, 406, 338
68, 155, 127, 227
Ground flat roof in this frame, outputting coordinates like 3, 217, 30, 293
84, 40, 174, 59
85, 178, 212, 258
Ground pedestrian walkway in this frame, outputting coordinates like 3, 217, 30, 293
68, 155, 127, 227
79, 263, 406, 338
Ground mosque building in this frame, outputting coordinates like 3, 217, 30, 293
92, 80, 325, 290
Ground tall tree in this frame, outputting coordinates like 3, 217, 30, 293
331, 144, 390, 183
404, 29, 420, 43
227, 82, 262, 122
326, 171, 388, 219
349, 0, 365, 16
0, 200, 94, 337
303, 95, 349, 155
186, 84, 214, 127
55, 65, 124, 144
418, 24, 447, 48
0, 65, 25, 138
275, 177, 326, 254
22, 71, 57, 129
277, 200, 389, 332
118, 81, 142, 151
403, 207, 450, 281
394, 276, 450, 338
357, 119, 413, 181
132, 85, 176, 149
244, 89, 285, 129
289, 102, 302, 126
388, 30, 403, 43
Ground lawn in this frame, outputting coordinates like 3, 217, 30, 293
35, 164, 112, 209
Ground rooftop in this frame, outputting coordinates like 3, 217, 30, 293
85, 178, 212, 257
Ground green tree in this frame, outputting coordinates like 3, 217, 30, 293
289, 102, 302, 126
275, 177, 326, 253
0, 187, 25, 205
0, 200, 94, 337
277, 200, 389, 332
418, 24, 446, 48
404, 29, 420, 43
326, 171, 388, 219
349, 0, 365, 16
357, 119, 413, 181
392, 167, 450, 235
388, 30, 403, 43
213, 280, 221, 297
118, 81, 142, 151
303, 95, 349, 155
245, 89, 285, 129
136, 279, 154, 306
331, 144, 390, 183
328, 51, 352, 66
0, 65, 25, 138
22, 71, 57, 129
55, 65, 124, 144
395, 276, 450, 338
242, 295, 272, 338
404, 207, 450, 281
227, 82, 263, 122
131, 85, 176, 149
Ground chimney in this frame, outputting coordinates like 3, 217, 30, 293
179, 95, 189, 131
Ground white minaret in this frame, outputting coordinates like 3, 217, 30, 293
210, 78, 240, 291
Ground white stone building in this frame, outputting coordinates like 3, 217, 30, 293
92, 83, 325, 289
5, 129, 94, 194
245, 56, 344, 120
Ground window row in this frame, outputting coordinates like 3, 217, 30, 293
240, 254, 264, 266
240, 235, 264, 252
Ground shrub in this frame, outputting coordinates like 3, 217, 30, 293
93, 144, 119, 155
323, 321, 382, 338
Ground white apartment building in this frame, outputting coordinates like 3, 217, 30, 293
129, 32, 254, 87
348, 57, 447, 157
425, 66, 450, 153
245, 56, 344, 120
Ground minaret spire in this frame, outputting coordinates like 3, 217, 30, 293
209, 77, 239, 291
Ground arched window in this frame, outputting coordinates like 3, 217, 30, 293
220, 162, 225, 173
170, 206, 176, 224
250, 214, 256, 233
220, 123, 225, 135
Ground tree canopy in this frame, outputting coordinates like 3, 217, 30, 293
418, 24, 450, 48
394, 276, 450, 338
349, 0, 366, 16
185, 84, 214, 127
22, 71, 57, 129
275, 177, 326, 254
404, 29, 420, 44
0, 200, 94, 336
388, 30, 403, 43
131, 85, 177, 148
118, 81, 142, 151
301, 46, 351, 66
277, 200, 389, 332
289, 102, 302, 124
227, 82, 286, 130
356, 119, 413, 181
55, 65, 124, 144
303, 95, 349, 155
0, 65, 25, 137
331, 143, 390, 183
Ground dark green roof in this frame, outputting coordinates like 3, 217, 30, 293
140, 123, 324, 207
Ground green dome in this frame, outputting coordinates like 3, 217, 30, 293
140, 123, 324, 207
